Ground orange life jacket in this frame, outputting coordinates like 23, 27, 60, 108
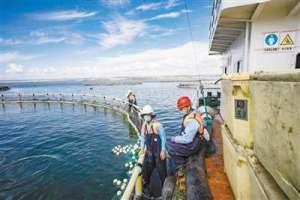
142, 120, 158, 135
182, 112, 205, 138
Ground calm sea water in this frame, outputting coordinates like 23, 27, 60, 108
0, 82, 195, 200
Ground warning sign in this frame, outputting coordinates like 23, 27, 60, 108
263, 31, 296, 52
264, 32, 279, 52
264, 33, 279, 48
279, 32, 295, 51
280, 34, 294, 46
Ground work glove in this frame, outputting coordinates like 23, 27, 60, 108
171, 137, 176, 143
203, 129, 210, 141
160, 151, 166, 160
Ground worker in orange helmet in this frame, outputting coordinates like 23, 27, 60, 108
167, 96, 207, 174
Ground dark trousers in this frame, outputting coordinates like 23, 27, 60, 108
167, 137, 203, 169
142, 152, 167, 187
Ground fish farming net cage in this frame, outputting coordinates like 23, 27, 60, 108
0, 93, 138, 114
0, 93, 143, 126
0, 93, 155, 200
0, 93, 98, 103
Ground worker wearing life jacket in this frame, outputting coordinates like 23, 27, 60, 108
167, 96, 208, 170
140, 105, 167, 191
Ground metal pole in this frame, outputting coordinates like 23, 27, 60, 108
200, 81, 209, 118
244, 21, 251, 72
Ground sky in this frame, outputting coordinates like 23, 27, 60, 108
0, 0, 221, 80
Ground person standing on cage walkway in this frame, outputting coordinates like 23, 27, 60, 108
127, 90, 137, 112
139, 105, 167, 194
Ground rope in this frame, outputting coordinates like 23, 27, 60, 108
184, 0, 199, 72
184, 0, 204, 106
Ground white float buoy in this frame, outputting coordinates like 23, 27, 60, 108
117, 190, 122, 196
117, 180, 121, 186
121, 184, 126, 190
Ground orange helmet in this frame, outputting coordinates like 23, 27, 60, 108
177, 96, 192, 110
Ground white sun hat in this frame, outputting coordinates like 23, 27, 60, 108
140, 105, 155, 116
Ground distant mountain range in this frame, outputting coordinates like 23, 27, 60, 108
0, 75, 221, 87
83, 75, 221, 85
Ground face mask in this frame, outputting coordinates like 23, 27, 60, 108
144, 115, 152, 122
179, 107, 190, 115
180, 111, 187, 115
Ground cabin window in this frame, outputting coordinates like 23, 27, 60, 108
207, 92, 212, 96
296, 53, 300, 69
236, 60, 242, 73
235, 99, 248, 120
217, 92, 221, 98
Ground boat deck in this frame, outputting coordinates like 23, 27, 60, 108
206, 116, 234, 200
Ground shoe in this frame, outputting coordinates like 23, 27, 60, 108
176, 167, 185, 193
143, 186, 151, 198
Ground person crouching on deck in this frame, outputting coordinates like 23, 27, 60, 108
167, 96, 207, 174
139, 105, 167, 191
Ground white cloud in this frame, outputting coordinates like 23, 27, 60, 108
28, 67, 57, 74
165, 0, 180, 9
144, 9, 192, 22
136, 2, 163, 11
55, 42, 221, 78
30, 31, 65, 44
0, 52, 36, 63
148, 28, 176, 38
37, 36, 66, 44
136, 0, 179, 11
102, 0, 129, 6
181, 9, 192, 13
92, 42, 221, 77
0, 42, 221, 80
5, 63, 24, 74
65, 33, 85, 45
29, 31, 85, 45
145, 12, 181, 21
31, 10, 97, 21
2, 65, 58, 80
99, 17, 146, 49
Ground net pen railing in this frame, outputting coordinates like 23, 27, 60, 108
0, 93, 133, 112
